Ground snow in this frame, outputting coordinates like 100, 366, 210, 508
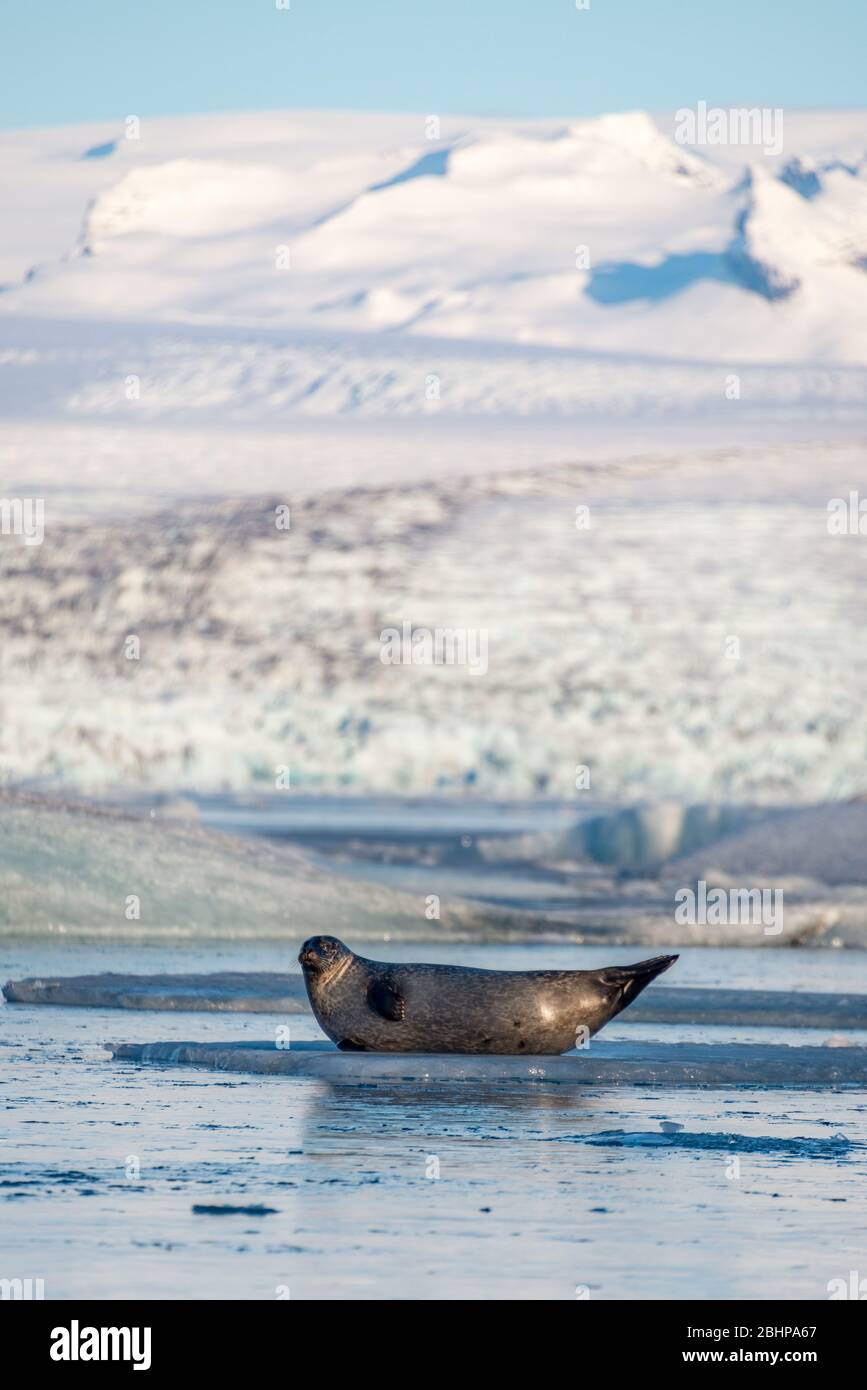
2, 106, 867, 387
2, 108, 867, 802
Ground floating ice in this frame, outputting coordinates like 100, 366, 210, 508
108, 1038, 867, 1088
6, 971, 867, 1030
0, 791, 521, 940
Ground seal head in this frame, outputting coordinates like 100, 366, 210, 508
298, 935, 351, 978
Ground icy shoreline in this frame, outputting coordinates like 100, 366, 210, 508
3, 790, 867, 946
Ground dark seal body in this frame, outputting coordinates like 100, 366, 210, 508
298, 937, 677, 1055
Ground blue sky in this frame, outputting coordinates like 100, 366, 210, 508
3, 0, 865, 129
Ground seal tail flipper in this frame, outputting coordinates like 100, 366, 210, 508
597, 954, 678, 1018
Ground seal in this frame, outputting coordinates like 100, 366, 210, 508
298, 936, 678, 1054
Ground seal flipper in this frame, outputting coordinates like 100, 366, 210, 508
598, 954, 678, 1019
368, 978, 406, 1022
337, 1038, 367, 1051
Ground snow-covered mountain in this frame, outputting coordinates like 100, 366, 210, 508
2, 107, 867, 419
3, 111, 867, 801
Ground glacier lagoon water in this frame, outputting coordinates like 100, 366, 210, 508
2, 937, 866, 1301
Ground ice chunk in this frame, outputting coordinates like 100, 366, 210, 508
7, 972, 867, 1031
108, 1038, 867, 1087
0, 790, 523, 940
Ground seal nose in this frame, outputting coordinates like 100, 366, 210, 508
298, 947, 317, 967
